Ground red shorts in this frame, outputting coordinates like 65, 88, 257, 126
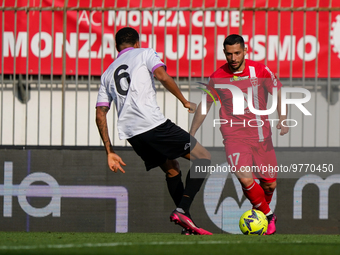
223, 138, 277, 183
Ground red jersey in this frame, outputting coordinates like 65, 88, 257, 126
207, 59, 282, 141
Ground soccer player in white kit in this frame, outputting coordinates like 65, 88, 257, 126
96, 27, 212, 235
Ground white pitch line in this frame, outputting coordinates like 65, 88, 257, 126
0, 240, 304, 250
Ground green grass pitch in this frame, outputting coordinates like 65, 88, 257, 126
0, 232, 339, 255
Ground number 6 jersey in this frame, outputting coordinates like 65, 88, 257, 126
96, 47, 167, 139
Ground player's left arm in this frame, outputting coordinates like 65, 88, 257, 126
276, 88, 289, 136
153, 66, 196, 113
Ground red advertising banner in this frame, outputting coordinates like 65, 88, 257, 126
1, 0, 340, 78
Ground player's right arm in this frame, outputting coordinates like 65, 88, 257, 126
153, 66, 196, 113
95, 106, 126, 173
189, 101, 213, 136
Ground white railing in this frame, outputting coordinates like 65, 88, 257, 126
1, 0, 339, 147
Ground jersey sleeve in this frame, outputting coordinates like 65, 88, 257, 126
145, 48, 166, 73
96, 75, 112, 108
263, 66, 282, 94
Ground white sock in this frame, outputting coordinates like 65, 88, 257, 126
176, 208, 185, 213
266, 210, 273, 216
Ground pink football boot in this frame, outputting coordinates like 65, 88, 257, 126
170, 210, 213, 235
264, 214, 277, 235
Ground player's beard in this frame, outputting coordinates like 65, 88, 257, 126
229, 58, 245, 72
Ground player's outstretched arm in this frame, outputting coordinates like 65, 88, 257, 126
276, 88, 289, 136
189, 102, 213, 136
153, 66, 196, 113
96, 106, 126, 173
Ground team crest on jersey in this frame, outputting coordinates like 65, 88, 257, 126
230, 75, 249, 82
250, 77, 259, 87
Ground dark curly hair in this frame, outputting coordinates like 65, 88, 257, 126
115, 27, 139, 52
223, 34, 245, 49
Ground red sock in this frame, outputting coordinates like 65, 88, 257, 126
242, 181, 271, 215
264, 190, 274, 205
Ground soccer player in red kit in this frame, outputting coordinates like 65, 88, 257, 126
190, 34, 289, 235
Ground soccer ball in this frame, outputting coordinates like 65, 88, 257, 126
239, 209, 268, 235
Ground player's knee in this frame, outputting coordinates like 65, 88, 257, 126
261, 181, 276, 191
267, 181, 277, 191
162, 159, 181, 178
235, 167, 253, 180
166, 168, 180, 178
239, 178, 254, 188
